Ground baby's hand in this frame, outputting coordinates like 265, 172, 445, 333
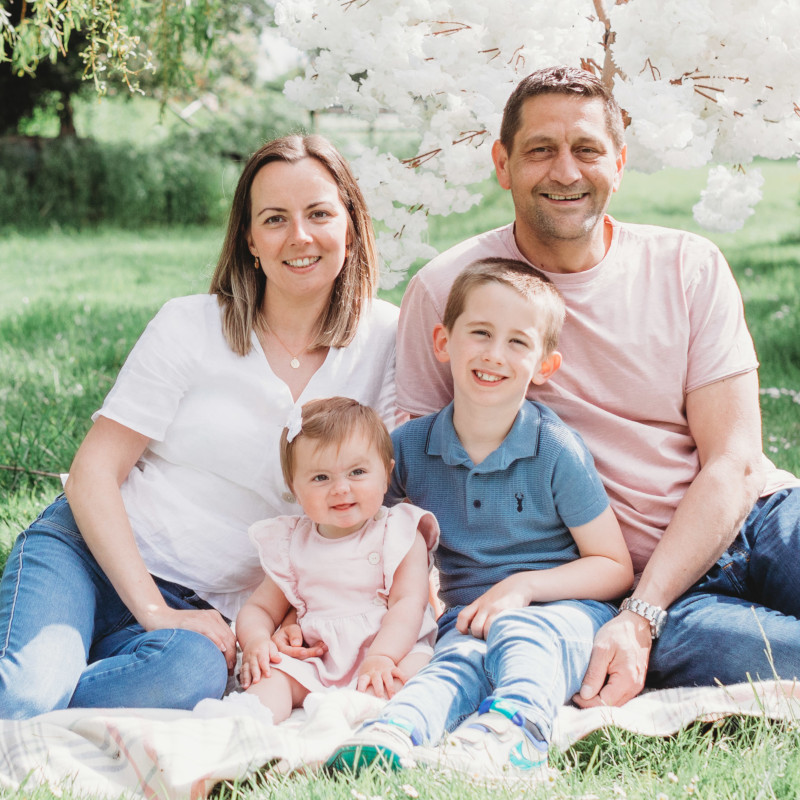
356, 654, 400, 699
239, 636, 281, 688
272, 623, 327, 660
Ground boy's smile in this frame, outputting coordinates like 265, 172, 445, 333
433, 281, 560, 417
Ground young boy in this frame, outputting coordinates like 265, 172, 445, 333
327, 258, 633, 780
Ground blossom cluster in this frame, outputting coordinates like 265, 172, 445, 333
274, 0, 800, 282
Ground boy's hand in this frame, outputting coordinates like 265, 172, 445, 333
239, 636, 281, 688
356, 654, 400, 699
456, 574, 530, 639
272, 623, 328, 660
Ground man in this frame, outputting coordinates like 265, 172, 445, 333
396, 65, 800, 706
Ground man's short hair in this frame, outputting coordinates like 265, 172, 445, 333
500, 66, 625, 154
443, 258, 566, 356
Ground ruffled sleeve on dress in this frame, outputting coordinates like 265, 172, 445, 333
248, 515, 307, 616
379, 503, 440, 600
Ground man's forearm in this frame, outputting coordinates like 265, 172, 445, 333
632, 453, 763, 610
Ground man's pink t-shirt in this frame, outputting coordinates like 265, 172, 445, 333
396, 218, 798, 574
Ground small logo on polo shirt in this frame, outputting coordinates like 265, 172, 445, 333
515, 492, 524, 513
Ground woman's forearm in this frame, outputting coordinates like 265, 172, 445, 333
64, 417, 167, 625
66, 471, 170, 625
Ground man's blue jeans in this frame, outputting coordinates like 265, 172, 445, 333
0, 495, 228, 719
649, 488, 800, 688
379, 598, 615, 745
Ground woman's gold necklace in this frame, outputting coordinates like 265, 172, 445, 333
262, 321, 312, 369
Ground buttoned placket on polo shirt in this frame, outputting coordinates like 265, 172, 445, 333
466, 470, 486, 523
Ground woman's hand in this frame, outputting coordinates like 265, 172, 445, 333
239, 635, 282, 688
356, 654, 401, 699
142, 605, 237, 670
271, 623, 327, 660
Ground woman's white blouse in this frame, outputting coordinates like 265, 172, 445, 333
94, 293, 399, 619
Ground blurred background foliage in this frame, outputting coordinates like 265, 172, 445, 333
1, 0, 309, 229
1, 0, 274, 108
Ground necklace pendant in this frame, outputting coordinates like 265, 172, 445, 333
290, 357, 301, 369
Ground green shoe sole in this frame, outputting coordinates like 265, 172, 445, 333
326, 744, 404, 774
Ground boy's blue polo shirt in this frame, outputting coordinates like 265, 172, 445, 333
388, 400, 610, 610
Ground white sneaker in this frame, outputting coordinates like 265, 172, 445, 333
326, 718, 420, 773
417, 698, 551, 784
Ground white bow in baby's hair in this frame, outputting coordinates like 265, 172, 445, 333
285, 404, 303, 443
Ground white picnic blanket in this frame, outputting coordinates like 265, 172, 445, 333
1, 681, 798, 799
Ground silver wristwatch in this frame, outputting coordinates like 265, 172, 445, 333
619, 597, 668, 639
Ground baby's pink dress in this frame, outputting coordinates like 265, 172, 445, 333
248, 504, 440, 693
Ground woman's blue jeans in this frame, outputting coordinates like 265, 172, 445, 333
650, 488, 800, 688
380, 599, 615, 745
0, 495, 228, 719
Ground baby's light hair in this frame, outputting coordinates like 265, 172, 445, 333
442, 257, 566, 355
279, 397, 394, 491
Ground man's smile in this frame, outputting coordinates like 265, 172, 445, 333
542, 192, 588, 201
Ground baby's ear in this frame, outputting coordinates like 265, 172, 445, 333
531, 350, 562, 385
432, 323, 451, 364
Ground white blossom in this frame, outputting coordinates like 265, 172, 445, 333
274, 0, 800, 280
692, 166, 764, 232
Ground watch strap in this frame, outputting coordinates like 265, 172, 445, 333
619, 596, 667, 639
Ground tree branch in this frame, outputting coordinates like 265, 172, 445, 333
0, 464, 62, 479
591, 0, 625, 90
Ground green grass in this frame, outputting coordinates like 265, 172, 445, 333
206, 714, 800, 800
0, 227, 226, 548
0, 161, 799, 799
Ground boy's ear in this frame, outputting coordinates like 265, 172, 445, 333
432, 323, 451, 364
384, 458, 395, 490
531, 350, 562, 385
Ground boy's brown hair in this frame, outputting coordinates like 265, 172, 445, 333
442, 257, 566, 355
279, 397, 394, 491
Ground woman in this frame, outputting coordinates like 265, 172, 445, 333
0, 135, 399, 719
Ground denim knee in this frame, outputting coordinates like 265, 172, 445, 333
0, 502, 99, 720
173, 631, 229, 707
0, 624, 88, 719
70, 628, 229, 710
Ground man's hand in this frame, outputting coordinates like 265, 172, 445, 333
271, 623, 327, 660
239, 635, 281, 688
572, 611, 652, 708
356, 654, 401, 699
456, 574, 529, 639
